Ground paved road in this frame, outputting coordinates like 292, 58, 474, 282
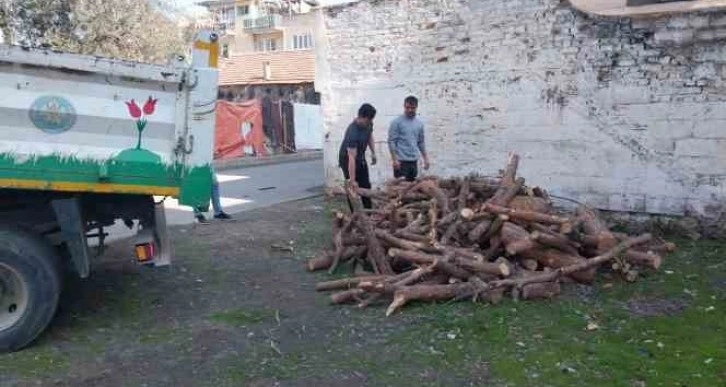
104, 159, 324, 241
164, 158, 325, 225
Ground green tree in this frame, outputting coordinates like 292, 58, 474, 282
0, 0, 192, 64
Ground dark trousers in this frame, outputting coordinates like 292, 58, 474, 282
341, 162, 372, 211
394, 160, 418, 182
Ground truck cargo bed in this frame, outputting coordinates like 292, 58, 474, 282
0, 44, 217, 208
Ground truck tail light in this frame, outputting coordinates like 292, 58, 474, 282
135, 243, 155, 263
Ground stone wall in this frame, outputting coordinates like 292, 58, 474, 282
315, 0, 726, 225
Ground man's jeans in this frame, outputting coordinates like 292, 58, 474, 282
194, 175, 222, 215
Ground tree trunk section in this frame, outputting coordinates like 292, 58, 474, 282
457, 178, 471, 211
508, 196, 551, 213
387, 283, 473, 316
519, 248, 595, 283
489, 234, 653, 290
393, 230, 431, 243
388, 248, 510, 277
484, 203, 569, 225
307, 251, 333, 271
625, 250, 662, 270
487, 177, 525, 207
482, 236, 503, 261
468, 218, 493, 243
481, 215, 508, 242
316, 275, 390, 292
348, 200, 394, 274
500, 222, 537, 255
505, 236, 540, 256
437, 211, 459, 228
454, 257, 511, 277
501, 153, 520, 187
575, 205, 618, 253
530, 231, 581, 256
441, 217, 464, 245
417, 180, 451, 214
520, 259, 539, 271
428, 203, 439, 243
434, 258, 474, 280
376, 230, 439, 254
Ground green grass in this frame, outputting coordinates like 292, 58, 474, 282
268, 219, 726, 386
0, 347, 69, 378
210, 208, 726, 386
357, 237, 726, 386
277, 201, 726, 385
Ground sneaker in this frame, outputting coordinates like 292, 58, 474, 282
214, 212, 232, 220
195, 214, 210, 224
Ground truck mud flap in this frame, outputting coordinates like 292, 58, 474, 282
51, 198, 91, 278
153, 202, 172, 267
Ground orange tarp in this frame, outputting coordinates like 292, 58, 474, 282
214, 100, 267, 159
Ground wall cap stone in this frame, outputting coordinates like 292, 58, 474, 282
570, 0, 726, 17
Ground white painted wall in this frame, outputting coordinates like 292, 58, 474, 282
316, 0, 726, 219
294, 103, 324, 150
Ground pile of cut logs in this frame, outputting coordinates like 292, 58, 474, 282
310, 154, 675, 316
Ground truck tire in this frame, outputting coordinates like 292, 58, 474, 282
0, 228, 62, 352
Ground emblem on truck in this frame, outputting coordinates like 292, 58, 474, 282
28, 95, 77, 134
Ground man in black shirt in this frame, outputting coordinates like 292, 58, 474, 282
338, 103, 378, 211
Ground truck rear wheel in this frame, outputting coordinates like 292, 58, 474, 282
0, 229, 61, 352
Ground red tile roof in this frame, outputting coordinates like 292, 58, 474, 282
219, 50, 315, 86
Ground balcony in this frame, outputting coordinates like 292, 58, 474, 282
242, 14, 283, 32
215, 21, 236, 33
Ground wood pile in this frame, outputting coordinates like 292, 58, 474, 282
310, 154, 676, 316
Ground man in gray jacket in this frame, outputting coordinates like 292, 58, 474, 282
388, 96, 430, 181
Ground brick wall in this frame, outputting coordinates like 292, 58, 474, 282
315, 0, 726, 221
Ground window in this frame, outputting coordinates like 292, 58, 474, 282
222, 44, 229, 58
223, 9, 235, 20
237, 5, 249, 16
221, 8, 235, 28
255, 38, 278, 52
292, 33, 313, 50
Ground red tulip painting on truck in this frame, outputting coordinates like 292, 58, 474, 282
115, 96, 162, 164
125, 96, 158, 150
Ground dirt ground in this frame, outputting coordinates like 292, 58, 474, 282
2, 197, 474, 387
2, 197, 725, 387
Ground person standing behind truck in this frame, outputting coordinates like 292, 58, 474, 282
194, 170, 231, 223
388, 96, 430, 181
339, 103, 378, 211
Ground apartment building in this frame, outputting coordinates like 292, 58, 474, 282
198, 0, 322, 156
198, 0, 318, 56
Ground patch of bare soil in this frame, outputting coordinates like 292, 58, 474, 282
625, 297, 690, 317
2, 198, 484, 387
